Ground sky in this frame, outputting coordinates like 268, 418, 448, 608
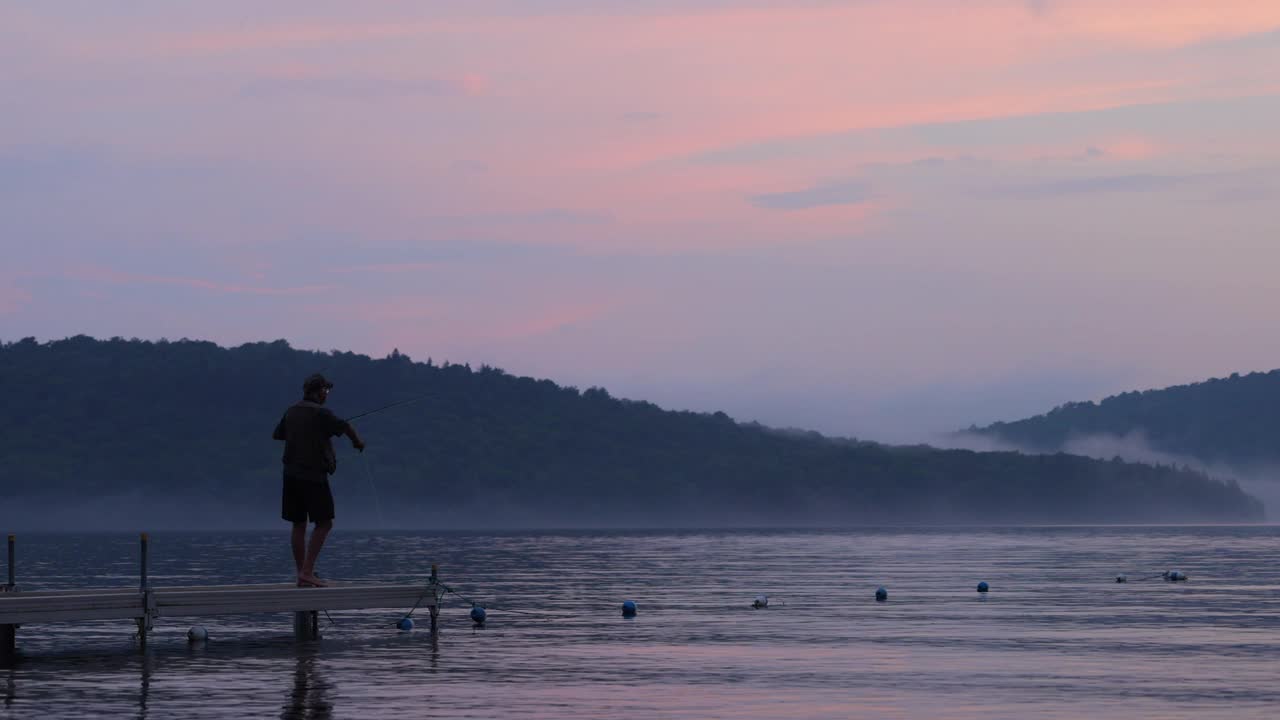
3, 1, 1280, 443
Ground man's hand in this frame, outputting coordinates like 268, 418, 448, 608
345, 423, 365, 452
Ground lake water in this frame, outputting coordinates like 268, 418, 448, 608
3, 527, 1279, 719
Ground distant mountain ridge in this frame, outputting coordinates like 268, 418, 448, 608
0, 335, 1262, 528
967, 369, 1280, 469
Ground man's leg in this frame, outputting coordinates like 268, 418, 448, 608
297, 479, 336, 586
283, 475, 309, 580
300, 520, 332, 583
291, 521, 307, 575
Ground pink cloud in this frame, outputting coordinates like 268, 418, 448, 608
1045, 1, 1280, 49
492, 299, 617, 340
0, 284, 32, 315
141, 21, 436, 59
67, 265, 335, 297
15, 1, 1280, 264
326, 263, 442, 275
1093, 136, 1164, 161
244, 63, 487, 99
67, 2, 1280, 65
458, 72, 490, 97
233, 3, 1260, 246
1012, 135, 1166, 164
321, 289, 631, 363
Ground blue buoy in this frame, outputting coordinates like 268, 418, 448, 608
1164, 570, 1188, 582
621, 600, 637, 617
187, 626, 208, 642
1116, 574, 1128, 583
752, 594, 769, 609
470, 605, 487, 624
977, 581, 989, 593
397, 617, 415, 632
875, 587, 888, 602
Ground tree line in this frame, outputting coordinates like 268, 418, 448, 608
0, 336, 1262, 527
970, 370, 1280, 469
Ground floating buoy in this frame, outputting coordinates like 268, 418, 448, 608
1115, 575, 1128, 583
977, 581, 990, 593
397, 617, 415, 632
187, 626, 208, 642
1164, 570, 1188, 582
875, 587, 888, 602
621, 600, 637, 617
470, 605, 487, 624
752, 594, 769, 609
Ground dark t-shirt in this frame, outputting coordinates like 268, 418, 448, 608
273, 401, 350, 482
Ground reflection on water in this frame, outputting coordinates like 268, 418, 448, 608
138, 653, 151, 720
282, 652, 330, 720
2, 527, 1280, 719
2, 668, 12, 713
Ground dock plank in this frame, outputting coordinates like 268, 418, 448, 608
0, 582, 437, 625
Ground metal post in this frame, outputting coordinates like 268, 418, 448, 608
0, 625, 13, 664
137, 534, 150, 648
1, 535, 13, 663
429, 564, 440, 634
293, 611, 319, 642
140, 534, 149, 591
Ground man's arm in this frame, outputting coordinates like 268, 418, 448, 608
272, 415, 286, 441
345, 424, 366, 452
322, 409, 364, 451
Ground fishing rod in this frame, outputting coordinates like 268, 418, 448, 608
344, 393, 435, 423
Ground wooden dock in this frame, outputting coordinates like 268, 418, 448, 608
0, 534, 442, 661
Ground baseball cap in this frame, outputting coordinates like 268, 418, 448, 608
303, 373, 334, 393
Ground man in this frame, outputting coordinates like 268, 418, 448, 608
273, 373, 365, 587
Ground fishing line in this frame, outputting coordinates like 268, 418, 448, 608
345, 392, 426, 532
343, 393, 434, 423
360, 452, 387, 530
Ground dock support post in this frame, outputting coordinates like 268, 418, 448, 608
293, 611, 319, 642
0, 624, 12, 663
136, 533, 152, 648
1, 534, 13, 663
140, 533, 148, 591
429, 564, 440, 634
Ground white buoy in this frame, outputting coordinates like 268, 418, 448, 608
187, 626, 208, 642
752, 594, 769, 609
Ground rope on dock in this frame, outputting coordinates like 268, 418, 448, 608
438, 581, 547, 617
389, 579, 437, 628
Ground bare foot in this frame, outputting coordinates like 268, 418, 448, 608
297, 573, 328, 588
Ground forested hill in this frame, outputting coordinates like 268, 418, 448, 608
0, 336, 1262, 529
968, 370, 1280, 468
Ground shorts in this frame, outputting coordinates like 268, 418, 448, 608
282, 475, 335, 524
